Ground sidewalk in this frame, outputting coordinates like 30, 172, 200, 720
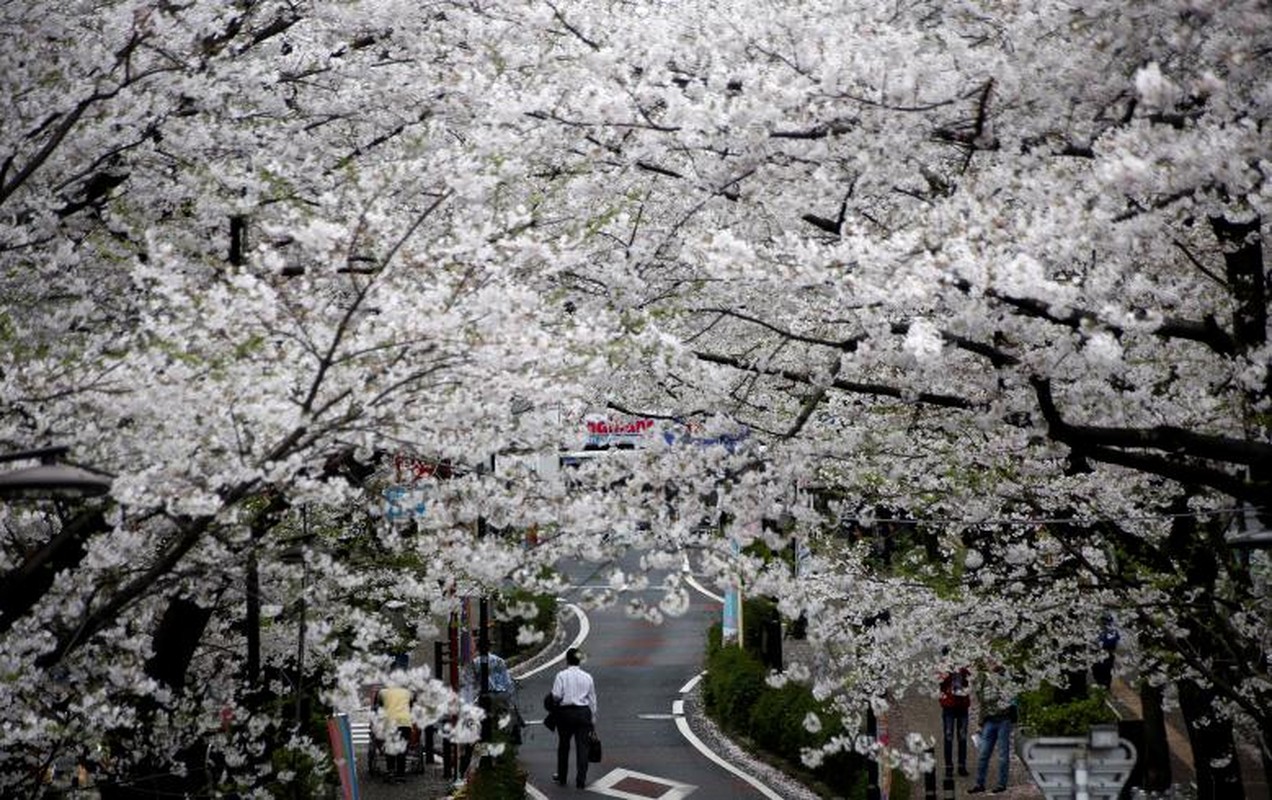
882, 673, 1041, 800
1105, 679, 1195, 789
356, 637, 460, 800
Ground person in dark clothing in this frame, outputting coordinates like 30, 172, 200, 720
938, 646, 972, 777
550, 647, 598, 789
1092, 613, 1120, 689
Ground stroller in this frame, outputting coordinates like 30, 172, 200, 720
366, 721, 426, 778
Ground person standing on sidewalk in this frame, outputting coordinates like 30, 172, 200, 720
1091, 613, 1120, 689
937, 646, 972, 778
969, 662, 1018, 795
550, 647, 598, 789
375, 656, 415, 783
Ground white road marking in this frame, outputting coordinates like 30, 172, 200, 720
510, 602, 589, 680
674, 671, 785, 800
525, 783, 550, 800
588, 767, 697, 799
683, 571, 723, 604
678, 673, 703, 694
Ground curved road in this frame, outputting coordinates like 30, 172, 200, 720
515, 553, 781, 799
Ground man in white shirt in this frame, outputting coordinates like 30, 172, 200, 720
550, 647, 598, 788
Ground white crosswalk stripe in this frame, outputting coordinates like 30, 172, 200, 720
350, 722, 371, 745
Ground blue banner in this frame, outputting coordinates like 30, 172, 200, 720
327, 713, 361, 800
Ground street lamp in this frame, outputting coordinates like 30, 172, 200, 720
280, 510, 312, 732
0, 446, 112, 499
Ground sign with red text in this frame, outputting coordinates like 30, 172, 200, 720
582, 415, 657, 449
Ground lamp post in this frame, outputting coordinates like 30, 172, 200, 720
0, 446, 112, 499
281, 508, 311, 732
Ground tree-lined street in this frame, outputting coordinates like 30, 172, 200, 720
2, 1, 1268, 798
516, 554, 782, 799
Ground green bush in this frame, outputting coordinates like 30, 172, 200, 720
1018, 684, 1118, 736
703, 621, 866, 797
749, 682, 820, 758
494, 590, 556, 663
701, 637, 767, 725
890, 768, 913, 800
462, 746, 527, 799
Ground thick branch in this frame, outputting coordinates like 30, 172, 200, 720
36, 517, 210, 669
950, 277, 1238, 357
692, 349, 980, 410
1032, 377, 1269, 501
1032, 378, 1272, 465
0, 508, 107, 636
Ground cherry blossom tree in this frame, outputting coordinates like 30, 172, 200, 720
3, 0, 1269, 798
1, 2, 610, 796
497, 0, 1270, 793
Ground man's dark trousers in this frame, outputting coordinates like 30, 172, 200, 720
555, 706, 593, 787
942, 706, 968, 773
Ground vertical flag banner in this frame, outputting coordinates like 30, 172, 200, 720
722, 584, 740, 643
327, 713, 361, 800
722, 534, 743, 645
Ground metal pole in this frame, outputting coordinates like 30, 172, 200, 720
294, 512, 308, 730
866, 705, 881, 800
478, 596, 491, 764
923, 746, 937, 799
445, 612, 459, 780
294, 564, 307, 725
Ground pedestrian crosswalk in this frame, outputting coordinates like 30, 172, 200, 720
350, 721, 371, 745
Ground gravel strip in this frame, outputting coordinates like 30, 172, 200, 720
679, 680, 824, 800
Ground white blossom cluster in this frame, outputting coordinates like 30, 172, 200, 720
1, 0, 1268, 794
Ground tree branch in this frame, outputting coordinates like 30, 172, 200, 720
1031, 377, 1269, 501
692, 349, 980, 410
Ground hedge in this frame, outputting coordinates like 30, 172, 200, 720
1017, 683, 1118, 736
703, 611, 866, 798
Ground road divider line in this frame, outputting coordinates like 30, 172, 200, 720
679, 673, 703, 694
511, 602, 588, 680
683, 571, 723, 603
525, 783, 550, 800
674, 712, 784, 800
674, 670, 784, 800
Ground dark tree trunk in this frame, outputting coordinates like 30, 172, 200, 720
96, 598, 218, 800
1179, 678, 1245, 800
245, 490, 289, 686
0, 508, 106, 636
1138, 681, 1172, 791
145, 597, 213, 690
1209, 214, 1266, 358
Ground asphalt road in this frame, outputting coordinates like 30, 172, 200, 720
515, 551, 780, 799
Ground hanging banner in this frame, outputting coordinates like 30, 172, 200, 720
722, 534, 744, 646
722, 584, 741, 644
327, 713, 361, 800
